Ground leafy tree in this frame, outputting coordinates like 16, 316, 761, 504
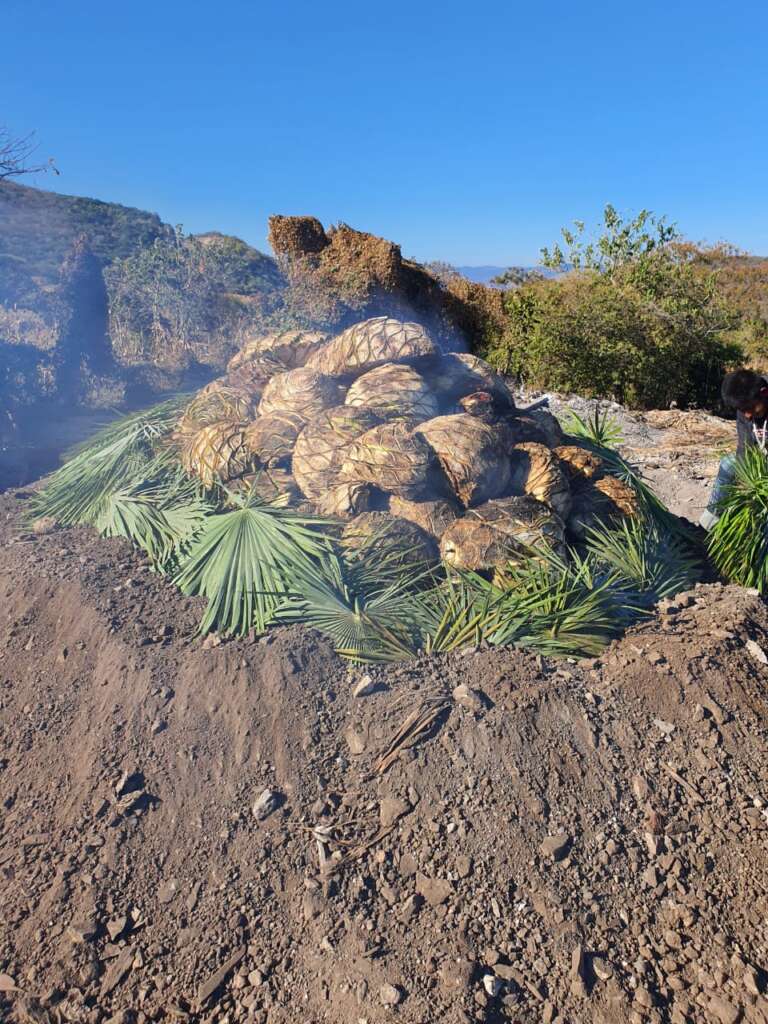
540, 204, 678, 276
491, 267, 544, 288
483, 206, 742, 409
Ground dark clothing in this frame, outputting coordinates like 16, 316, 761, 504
735, 375, 768, 456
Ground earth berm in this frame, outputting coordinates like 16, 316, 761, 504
1, 490, 767, 1024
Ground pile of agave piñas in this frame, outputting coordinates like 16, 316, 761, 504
35, 316, 700, 659
175, 316, 640, 572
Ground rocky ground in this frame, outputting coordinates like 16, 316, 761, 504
1, 472, 768, 1024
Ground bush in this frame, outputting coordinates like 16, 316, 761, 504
483, 251, 742, 409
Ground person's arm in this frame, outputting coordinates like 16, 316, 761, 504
736, 411, 751, 457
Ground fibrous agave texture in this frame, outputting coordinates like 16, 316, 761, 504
257, 366, 343, 422
231, 467, 305, 507
567, 475, 640, 540
181, 421, 254, 488
315, 481, 372, 518
345, 363, 440, 421
508, 442, 572, 519
227, 329, 328, 372
341, 512, 438, 564
440, 496, 567, 572
416, 413, 511, 508
340, 419, 435, 499
177, 380, 258, 435
388, 495, 461, 541
292, 406, 383, 500
243, 412, 305, 467
306, 316, 439, 379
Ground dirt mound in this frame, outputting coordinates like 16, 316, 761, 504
2, 491, 768, 1024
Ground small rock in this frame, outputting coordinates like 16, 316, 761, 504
68, 919, 98, 944
379, 983, 403, 1006
0, 973, 17, 992
252, 788, 283, 821
540, 833, 571, 861
634, 986, 655, 1009
653, 718, 675, 736
482, 974, 502, 997
746, 639, 768, 664
397, 893, 423, 923
591, 956, 613, 981
416, 872, 453, 906
158, 879, 178, 905
439, 958, 474, 993
352, 674, 378, 697
379, 797, 410, 829
344, 727, 366, 755
248, 969, 264, 987
106, 917, 128, 941
150, 718, 166, 735
452, 683, 484, 711
707, 995, 740, 1024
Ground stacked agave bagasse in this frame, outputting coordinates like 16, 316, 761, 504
172, 315, 640, 571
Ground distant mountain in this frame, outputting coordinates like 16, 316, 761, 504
455, 265, 565, 285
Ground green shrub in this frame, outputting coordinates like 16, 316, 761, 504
483, 260, 741, 409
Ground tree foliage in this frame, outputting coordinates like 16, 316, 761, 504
483, 205, 742, 409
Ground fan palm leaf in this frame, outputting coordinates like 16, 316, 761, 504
173, 488, 335, 636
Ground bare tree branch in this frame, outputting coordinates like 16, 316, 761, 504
0, 126, 58, 180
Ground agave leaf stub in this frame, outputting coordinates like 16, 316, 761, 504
315, 481, 373, 518
567, 476, 640, 540
509, 442, 572, 519
554, 445, 605, 483
257, 367, 343, 422
389, 495, 461, 540
181, 422, 254, 488
231, 468, 304, 507
440, 495, 566, 571
293, 405, 383, 500
306, 316, 439, 379
416, 413, 511, 508
340, 419, 435, 499
345, 363, 440, 421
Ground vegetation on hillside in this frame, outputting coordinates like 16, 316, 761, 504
105, 229, 282, 367
482, 206, 743, 409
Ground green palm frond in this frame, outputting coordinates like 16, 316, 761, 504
418, 571, 502, 654
562, 407, 624, 448
276, 537, 434, 662
709, 445, 768, 591
31, 397, 189, 526
95, 478, 212, 571
586, 517, 701, 619
488, 548, 618, 657
173, 491, 335, 636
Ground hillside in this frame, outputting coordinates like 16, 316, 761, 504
0, 181, 171, 301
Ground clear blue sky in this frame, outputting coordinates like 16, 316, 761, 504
4, 0, 768, 265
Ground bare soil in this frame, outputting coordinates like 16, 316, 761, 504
1, 485, 768, 1024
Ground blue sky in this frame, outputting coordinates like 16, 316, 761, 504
4, 0, 768, 265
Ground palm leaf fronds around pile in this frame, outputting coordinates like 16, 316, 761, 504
95, 473, 213, 572
30, 397, 189, 526
586, 516, 701, 620
488, 548, 619, 657
173, 486, 336, 636
276, 531, 437, 662
708, 445, 768, 592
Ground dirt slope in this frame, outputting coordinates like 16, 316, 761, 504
1, 491, 768, 1024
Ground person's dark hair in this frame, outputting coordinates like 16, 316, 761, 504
722, 369, 767, 410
